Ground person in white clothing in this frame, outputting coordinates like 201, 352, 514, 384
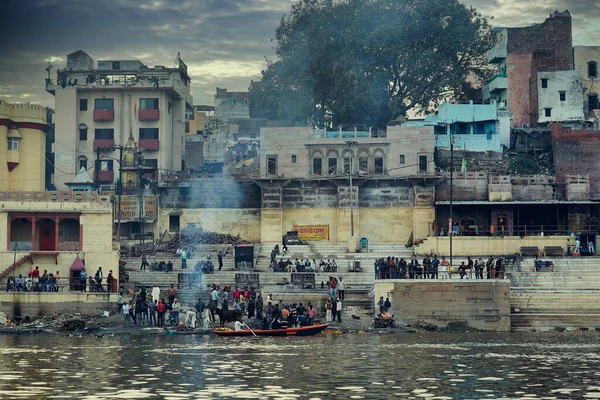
337, 277, 346, 301
122, 303, 131, 326
588, 241, 595, 256
152, 284, 161, 302
574, 239, 581, 253
234, 320, 244, 331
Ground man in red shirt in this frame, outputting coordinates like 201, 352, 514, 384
32, 266, 40, 292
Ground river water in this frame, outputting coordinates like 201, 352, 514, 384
1, 332, 599, 399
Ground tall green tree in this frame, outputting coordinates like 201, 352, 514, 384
251, 0, 495, 127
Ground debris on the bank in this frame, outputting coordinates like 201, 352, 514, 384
59, 318, 86, 331
373, 313, 396, 329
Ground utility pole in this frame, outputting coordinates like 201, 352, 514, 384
449, 135, 455, 272
345, 140, 358, 237
116, 146, 123, 244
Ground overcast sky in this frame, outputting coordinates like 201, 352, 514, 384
0, 0, 598, 109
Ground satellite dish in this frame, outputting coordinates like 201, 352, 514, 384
498, 101, 506, 109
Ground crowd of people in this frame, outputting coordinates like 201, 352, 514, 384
5, 266, 116, 293
119, 283, 191, 328
270, 257, 338, 273
375, 255, 504, 280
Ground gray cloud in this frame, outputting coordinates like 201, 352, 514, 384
0, 0, 598, 108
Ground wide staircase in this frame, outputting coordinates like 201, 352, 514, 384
122, 243, 415, 309
506, 256, 600, 331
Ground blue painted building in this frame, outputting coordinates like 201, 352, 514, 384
403, 100, 512, 152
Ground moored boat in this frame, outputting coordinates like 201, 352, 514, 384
213, 322, 330, 337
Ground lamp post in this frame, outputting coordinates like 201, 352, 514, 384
345, 140, 358, 238
12, 244, 17, 292
449, 135, 455, 272
99, 146, 123, 243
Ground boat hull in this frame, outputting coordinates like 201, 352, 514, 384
213, 323, 330, 337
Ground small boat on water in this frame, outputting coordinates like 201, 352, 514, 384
213, 323, 330, 337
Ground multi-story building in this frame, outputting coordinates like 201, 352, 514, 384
573, 46, 600, 119
402, 100, 512, 152
0, 100, 49, 191
484, 11, 574, 127
46, 50, 192, 189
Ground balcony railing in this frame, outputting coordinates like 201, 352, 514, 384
93, 139, 115, 151
138, 109, 160, 121
93, 109, 114, 121
96, 170, 114, 182
138, 139, 159, 150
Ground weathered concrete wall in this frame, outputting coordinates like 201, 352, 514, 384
160, 179, 261, 209
535, 71, 584, 124
158, 208, 261, 243
374, 280, 511, 332
0, 292, 118, 319
416, 236, 570, 257
552, 125, 600, 199
185, 135, 204, 170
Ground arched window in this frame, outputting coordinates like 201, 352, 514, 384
588, 61, 598, 79
78, 156, 88, 170
78, 123, 88, 141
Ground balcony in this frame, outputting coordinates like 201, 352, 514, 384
96, 170, 114, 182
483, 74, 508, 100
93, 139, 115, 151
487, 43, 507, 64
139, 139, 160, 150
138, 109, 160, 121
94, 109, 114, 121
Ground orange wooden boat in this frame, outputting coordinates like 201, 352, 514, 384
213, 323, 330, 337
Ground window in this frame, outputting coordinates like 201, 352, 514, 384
589, 61, 598, 78
589, 93, 599, 113
95, 98, 114, 110
143, 159, 158, 169
434, 125, 446, 135
140, 98, 159, 109
267, 155, 277, 176
139, 128, 159, 140
343, 157, 351, 174
7, 137, 19, 151
374, 157, 384, 174
291, 155, 297, 164
541, 78, 548, 89
359, 157, 368, 173
79, 99, 88, 111
112, 61, 120, 70
328, 158, 337, 175
169, 215, 180, 232
419, 155, 428, 173
399, 155, 405, 164
79, 127, 87, 141
559, 91, 566, 101
313, 158, 322, 175
94, 128, 114, 140
99, 160, 113, 171
456, 122, 468, 134
196, 130, 204, 135
474, 122, 486, 134
79, 157, 87, 170
544, 108, 552, 117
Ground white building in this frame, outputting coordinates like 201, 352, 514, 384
259, 126, 435, 179
46, 50, 193, 189
535, 70, 584, 124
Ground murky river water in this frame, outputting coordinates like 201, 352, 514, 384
1, 332, 600, 399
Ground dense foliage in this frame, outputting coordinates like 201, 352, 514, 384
251, 0, 495, 127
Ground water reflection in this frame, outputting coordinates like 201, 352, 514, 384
1, 333, 600, 398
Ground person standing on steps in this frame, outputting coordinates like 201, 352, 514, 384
152, 284, 160, 303
180, 248, 188, 269
336, 298, 342, 323
140, 253, 148, 271
337, 277, 346, 301
167, 284, 176, 305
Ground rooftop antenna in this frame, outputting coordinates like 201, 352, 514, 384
45, 60, 53, 81
173, 52, 181, 69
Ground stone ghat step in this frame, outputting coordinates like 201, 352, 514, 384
511, 314, 600, 329
508, 283, 600, 289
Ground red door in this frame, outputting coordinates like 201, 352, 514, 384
38, 219, 56, 251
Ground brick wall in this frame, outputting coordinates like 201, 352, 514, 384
506, 12, 573, 127
552, 125, 600, 199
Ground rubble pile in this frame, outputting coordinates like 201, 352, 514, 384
0, 313, 110, 331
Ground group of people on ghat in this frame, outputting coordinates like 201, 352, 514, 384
120, 283, 194, 328
376, 255, 504, 280
270, 257, 338, 273
5, 266, 116, 293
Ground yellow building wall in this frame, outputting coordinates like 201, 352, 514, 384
360, 208, 414, 244
158, 209, 262, 243
282, 208, 340, 244
0, 101, 47, 192
0, 200, 119, 288
261, 209, 282, 243
416, 236, 571, 257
